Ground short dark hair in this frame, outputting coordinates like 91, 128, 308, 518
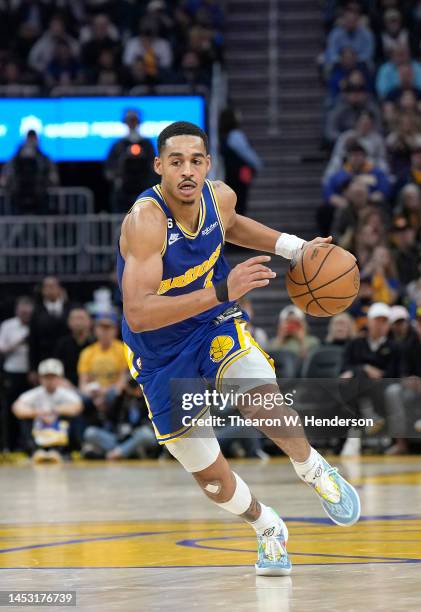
157, 121, 209, 154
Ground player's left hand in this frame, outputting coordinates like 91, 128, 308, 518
305, 236, 333, 249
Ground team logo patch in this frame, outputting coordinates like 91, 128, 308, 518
136, 357, 142, 370
209, 335, 234, 363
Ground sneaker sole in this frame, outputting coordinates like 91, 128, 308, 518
255, 564, 292, 576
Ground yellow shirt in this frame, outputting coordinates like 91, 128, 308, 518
78, 340, 127, 388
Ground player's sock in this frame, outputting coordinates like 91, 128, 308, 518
290, 446, 340, 502
249, 503, 285, 537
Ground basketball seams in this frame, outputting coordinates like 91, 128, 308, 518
300, 247, 333, 316
286, 244, 337, 287
289, 263, 358, 299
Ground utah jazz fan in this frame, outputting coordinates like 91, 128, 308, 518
117, 122, 360, 576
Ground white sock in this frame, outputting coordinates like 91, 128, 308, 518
290, 446, 321, 483
249, 503, 284, 537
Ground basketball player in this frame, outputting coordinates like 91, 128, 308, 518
117, 122, 360, 576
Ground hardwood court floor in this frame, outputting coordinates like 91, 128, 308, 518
1, 455, 421, 611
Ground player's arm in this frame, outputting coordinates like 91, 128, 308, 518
120, 203, 275, 332
214, 181, 331, 259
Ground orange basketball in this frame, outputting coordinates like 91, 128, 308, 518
286, 243, 360, 317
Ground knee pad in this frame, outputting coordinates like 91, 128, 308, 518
165, 435, 220, 473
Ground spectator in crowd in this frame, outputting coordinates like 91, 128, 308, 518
385, 306, 421, 454
12, 358, 82, 462
349, 275, 374, 331
394, 183, 421, 236
376, 44, 421, 99
340, 302, 400, 454
361, 245, 400, 305
105, 109, 156, 213
386, 114, 421, 180
78, 312, 127, 414
123, 17, 173, 75
327, 47, 373, 104
29, 276, 72, 380
45, 40, 82, 86
54, 307, 94, 387
0, 130, 59, 215
173, 50, 210, 87
28, 14, 79, 73
388, 304, 416, 346
394, 144, 421, 196
325, 80, 382, 145
390, 217, 421, 285
353, 215, 385, 269
325, 313, 357, 345
80, 13, 120, 70
89, 48, 121, 86
324, 111, 388, 182
82, 376, 158, 460
325, 4, 375, 69
219, 107, 263, 216
379, 9, 409, 60
0, 297, 34, 450
331, 178, 372, 247
238, 297, 268, 349
323, 142, 390, 208
268, 305, 320, 359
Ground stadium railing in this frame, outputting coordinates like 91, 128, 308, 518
0, 212, 123, 281
0, 187, 94, 216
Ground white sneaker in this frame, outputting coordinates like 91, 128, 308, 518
255, 514, 292, 576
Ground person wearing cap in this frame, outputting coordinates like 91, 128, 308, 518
77, 313, 127, 413
340, 302, 400, 453
12, 359, 82, 462
385, 307, 421, 454
323, 141, 391, 209
389, 305, 417, 346
268, 305, 320, 358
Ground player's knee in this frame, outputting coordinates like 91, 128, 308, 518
193, 469, 235, 503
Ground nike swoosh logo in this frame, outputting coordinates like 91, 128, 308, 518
168, 235, 182, 246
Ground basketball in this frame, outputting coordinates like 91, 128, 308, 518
286, 244, 360, 317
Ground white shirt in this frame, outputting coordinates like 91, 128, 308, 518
0, 317, 30, 373
18, 385, 81, 414
123, 36, 173, 68
44, 299, 64, 316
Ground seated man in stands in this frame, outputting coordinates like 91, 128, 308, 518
268, 305, 319, 359
77, 312, 127, 416
385, 306, 421, 454
12, 358, 82, 462
340, 302, 401, 455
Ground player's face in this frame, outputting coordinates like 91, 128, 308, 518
155, 135, 211, 205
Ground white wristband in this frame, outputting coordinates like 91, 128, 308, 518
275, 233, 306, 260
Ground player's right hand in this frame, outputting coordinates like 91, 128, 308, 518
227, 255, 276, 300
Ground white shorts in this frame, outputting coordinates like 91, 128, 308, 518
166, 344, 276, 472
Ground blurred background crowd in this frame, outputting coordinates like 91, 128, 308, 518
0, 0, 421, 463
0, 0, 223, 90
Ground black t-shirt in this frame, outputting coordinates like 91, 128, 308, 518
341, 336, 401, 378
54, 334, 95, 386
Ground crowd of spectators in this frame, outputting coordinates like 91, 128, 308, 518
0, 0, 224, 93
319, 1, 421, 315
314, 0, 421, 454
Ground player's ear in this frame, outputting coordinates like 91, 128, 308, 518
206, 155, 211, 173
154, 156, 162, 176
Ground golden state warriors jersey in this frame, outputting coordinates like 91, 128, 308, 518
117, 179, 233, 370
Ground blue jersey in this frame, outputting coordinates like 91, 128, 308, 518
117, 179, 233, 371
